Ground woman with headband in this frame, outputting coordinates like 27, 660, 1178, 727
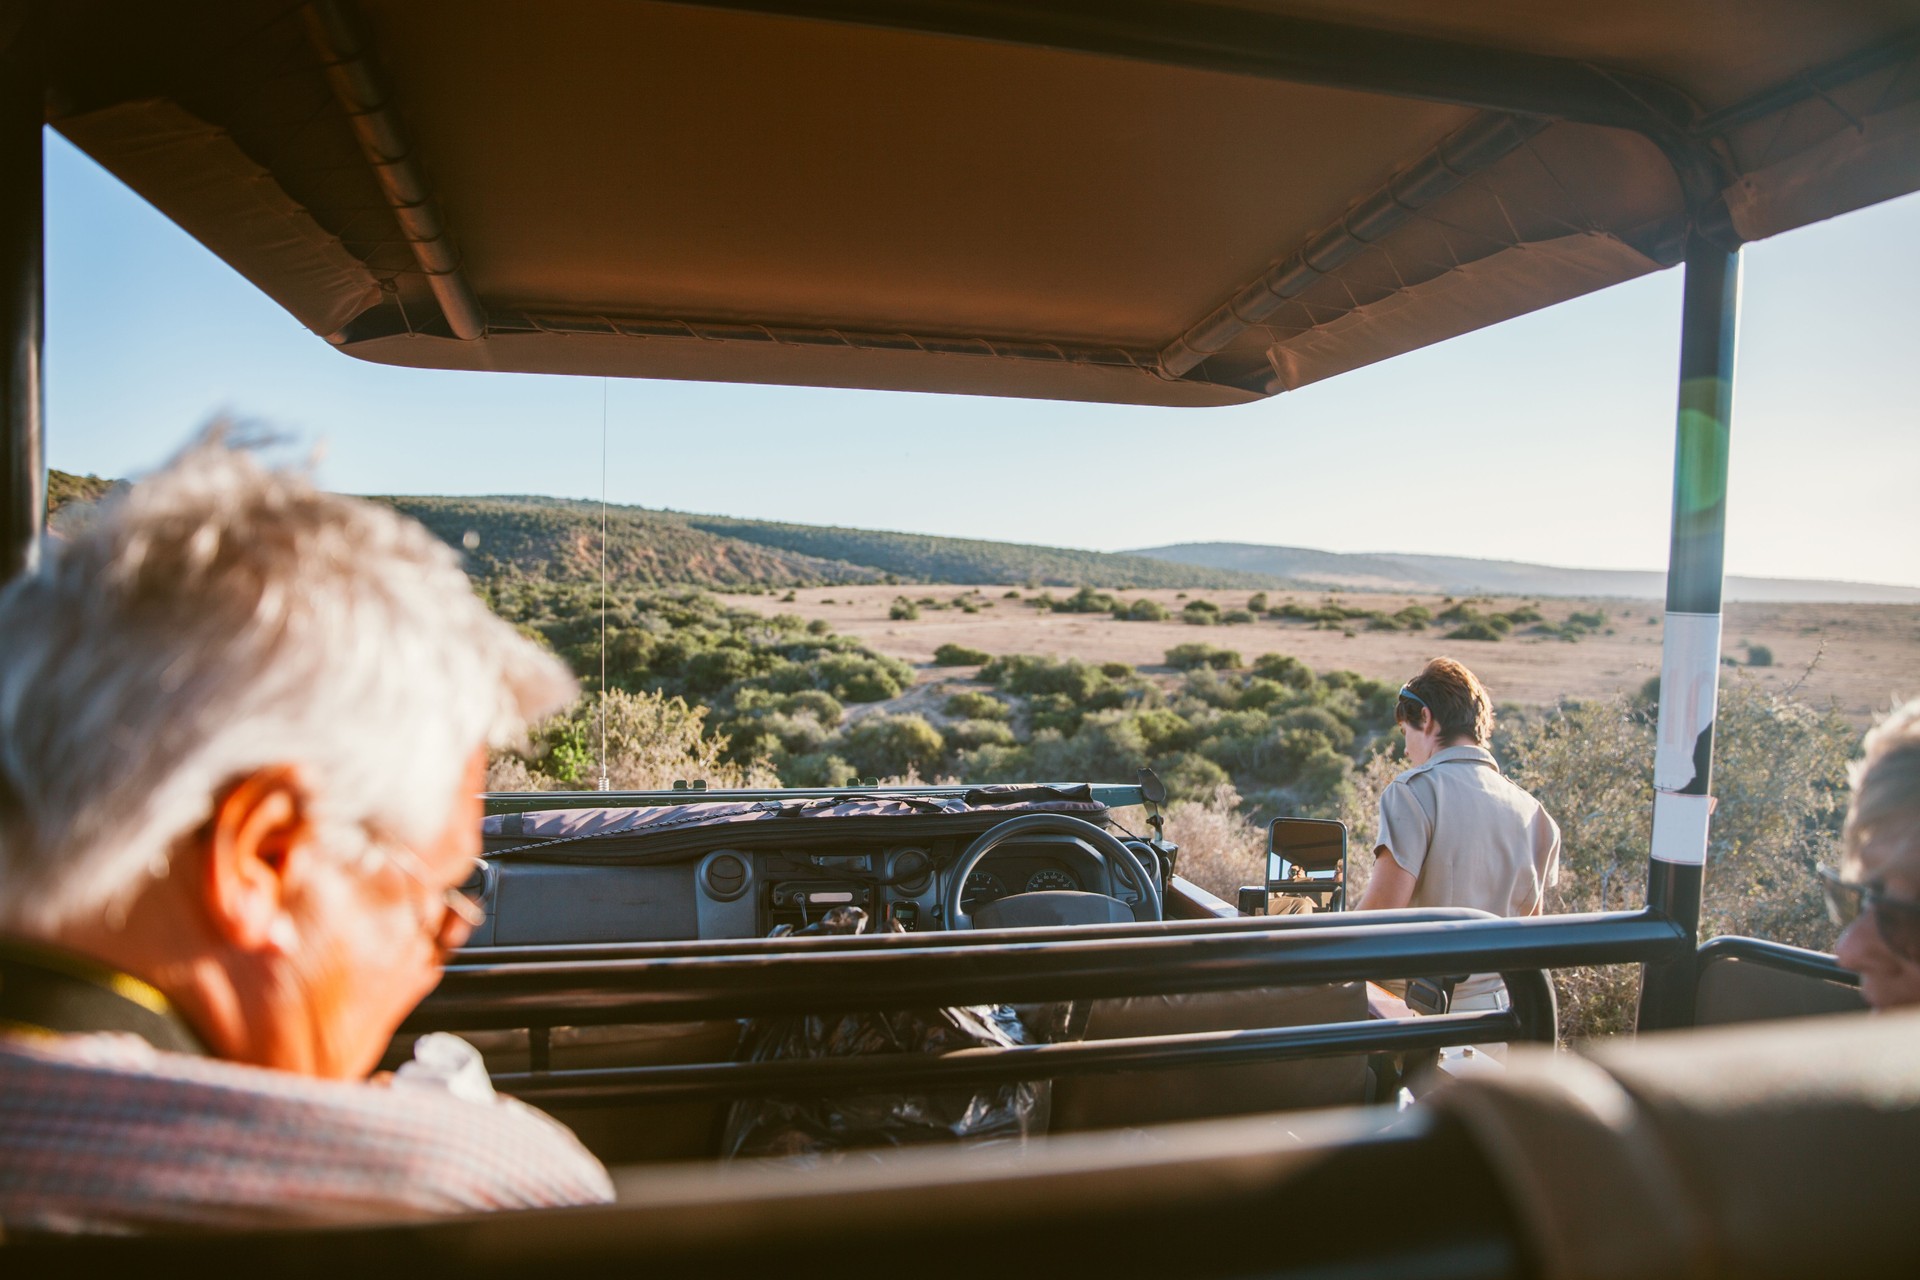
1356, 658, 1562, 1032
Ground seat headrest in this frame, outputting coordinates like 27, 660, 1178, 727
1428, 1008, 1920, 1280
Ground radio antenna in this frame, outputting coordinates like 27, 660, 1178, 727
596, 377, 611, 792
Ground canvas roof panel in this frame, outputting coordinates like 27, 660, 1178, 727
36, 0, 1920, 406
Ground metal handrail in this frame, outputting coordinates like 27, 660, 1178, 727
1696, 935, 1859, 987
483, 966, 1561, 1107
455, 905, 1499, 965
492, 1010, 1524, 1106
406, 909, 1685, 1031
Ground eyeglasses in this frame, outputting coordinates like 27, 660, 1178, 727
1818, 865, 1920, 961
379, 844, 489, 953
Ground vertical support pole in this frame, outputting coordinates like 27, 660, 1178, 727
0, 20, 44, 586
1638, 238, 1741, 1032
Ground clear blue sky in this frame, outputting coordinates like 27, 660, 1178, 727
44, 131, 1920, 588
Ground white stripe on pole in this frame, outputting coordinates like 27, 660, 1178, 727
1650, 609, 1721, 866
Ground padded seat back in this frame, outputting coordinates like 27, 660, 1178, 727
1694, 955, 1864, 1026
385, 1022, 742, 1164
1049, 982, 1370, 1131
1430, 1008, 1920, 1280
541, 1022, 743, 1164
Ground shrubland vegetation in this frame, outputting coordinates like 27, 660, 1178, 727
484, 582, 912, 788
52, 470, 1874, 1049
46, 469, 121, 513
1171, 675, 1857, 1042
486, 582, 1401, 817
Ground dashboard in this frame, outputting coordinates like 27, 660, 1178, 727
471, 832, 1132, 947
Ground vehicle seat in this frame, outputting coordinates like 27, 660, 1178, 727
1693, 954, 1865, 1026
1428, 1007, 1920, 1280
1048, 983, 1369, 1131
384, 1021, 742, 1164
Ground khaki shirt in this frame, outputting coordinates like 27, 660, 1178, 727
1374, 745, 1561, 1001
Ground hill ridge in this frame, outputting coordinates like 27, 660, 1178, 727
49, 472, 1912, 600
1130, 540, 1920, 603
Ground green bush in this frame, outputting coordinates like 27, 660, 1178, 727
784, 751, 856, 787
1246, 592, 1269, 613
1165, 643, 1242, 671
1049, 585, 1120, 614
778, 689, 845, 726
1237, 677, 1289, 710
671, 644, 741, 695
933, 642, 991, 666
1747, 644, 1774, 667
889, 597, 920, 620
1446, 619, 1506, 642
980, 654, 1120, 703
1221, 609, 1256, 624
943, 690, 1010, 721
944, 718, 1018, 752
816, 652, 911, 702
1160, 751, 1231, 801
1099, 661, 1134, 679
1117, 598, 1168, 622
1251, 653, 1314, 689
839, 713, 947, 778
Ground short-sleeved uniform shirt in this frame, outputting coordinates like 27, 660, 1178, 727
1374, 744, 1561, 1002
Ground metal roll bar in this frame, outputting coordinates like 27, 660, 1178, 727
456, 905, 1500, 966
407, 910, 1675, 1031
1697, 936, 1861, 988
0, 15, 42, 583
492, 1000, 1547, 1107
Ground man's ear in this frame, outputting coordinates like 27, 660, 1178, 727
200, 766, 314, 952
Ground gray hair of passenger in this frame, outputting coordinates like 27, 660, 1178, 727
1844, 696, 1920, 876
0, 432, 577, 933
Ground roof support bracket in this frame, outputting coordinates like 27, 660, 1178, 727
301, 0, 485, 341
1157, 112, 1546, 381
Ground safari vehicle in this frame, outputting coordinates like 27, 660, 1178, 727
4, 1, 1919, 1275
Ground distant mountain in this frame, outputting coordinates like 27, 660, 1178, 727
378, 497, 880, 587
378, 496, 1284, 589
674, 511, 1280, 590
1130, 541, 1920, 604
50, 470, 1911, 601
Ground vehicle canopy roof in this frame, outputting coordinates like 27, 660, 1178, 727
38, 1, 1920, 407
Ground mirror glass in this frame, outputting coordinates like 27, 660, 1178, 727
1266, 817, 1348, 912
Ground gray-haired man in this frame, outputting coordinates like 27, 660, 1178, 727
0, 434, 611, 1232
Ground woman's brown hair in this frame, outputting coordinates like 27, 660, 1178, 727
1395, 657, 1494, 745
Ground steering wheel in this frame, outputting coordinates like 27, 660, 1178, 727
942, 813, 1163, 929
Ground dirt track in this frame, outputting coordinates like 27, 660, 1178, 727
727, 585, 1920, 727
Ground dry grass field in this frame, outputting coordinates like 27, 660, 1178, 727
728, 584, 1919, 728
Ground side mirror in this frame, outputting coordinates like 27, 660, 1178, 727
1266, 817, 1348, 912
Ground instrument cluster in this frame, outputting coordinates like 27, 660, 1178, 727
961, 857, 1084, 911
